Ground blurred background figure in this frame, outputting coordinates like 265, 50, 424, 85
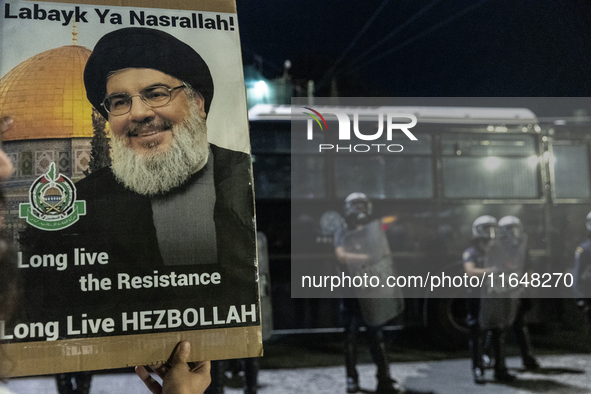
463, 215, 499, 384
572, 211, 591, 332
490, 216, 540, 371
205, 358, 258, 394
334, 193, 399, 394
56, 372, 92, 394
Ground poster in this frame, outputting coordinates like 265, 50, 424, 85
0, 0, 261, 377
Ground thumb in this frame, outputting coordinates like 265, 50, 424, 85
171, 341, 190, 366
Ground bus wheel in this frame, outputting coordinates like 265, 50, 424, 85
426, 297, 470, 350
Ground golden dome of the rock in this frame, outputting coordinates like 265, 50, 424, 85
0, 45, 95, 141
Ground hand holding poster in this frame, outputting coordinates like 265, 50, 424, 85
0, 0, 260, 377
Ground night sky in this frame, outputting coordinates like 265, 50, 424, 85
236, 0, 591, 116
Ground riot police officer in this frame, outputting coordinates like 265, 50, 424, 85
573, 211, 591, 326
334, 193, 399, 394
205, 358, 258, 394
497, 216, 540, 370
463, 215, 516, 384
56, 372, 91, 394
463, 215, 496, 384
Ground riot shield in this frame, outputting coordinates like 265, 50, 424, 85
479, 235, 527, 330
257, 232, 273, 341
342, 219, 404, 327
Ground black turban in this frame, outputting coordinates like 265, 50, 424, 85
84, 27, 214, 119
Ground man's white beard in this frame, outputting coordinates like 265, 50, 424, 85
111, 101, 209, 196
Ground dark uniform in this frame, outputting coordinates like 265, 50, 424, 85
463, 246, 484, 330
334, 225, 396, 394
462, 244, 486, 383
205, 358, 258, 394
482, 215, 540, 371
511, 298, 539, 369
463, 214, 516, 384
334, 192, 399, 394
573, 237, 591, 323
56, 372, 91, 394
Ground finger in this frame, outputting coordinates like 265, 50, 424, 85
170, 341, 190, 366
135, 365, 163, 394
0, 117, 13, 134
165, 342, 182, 367
191, 360, 210, 375
149, 363, 168, 380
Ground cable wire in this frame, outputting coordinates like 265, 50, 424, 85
340, 0, 445, 75
317, 0, 391, 90
340, 0, 490, 76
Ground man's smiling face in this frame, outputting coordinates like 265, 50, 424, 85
106, 68, 210, 195
106, 68, 205, 156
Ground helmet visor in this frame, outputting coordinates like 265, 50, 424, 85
478, 224, 496, 239
507, 225, 521, 238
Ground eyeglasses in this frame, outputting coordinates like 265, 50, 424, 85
101, 83, 187, 116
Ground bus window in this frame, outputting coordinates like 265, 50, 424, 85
441, 133, 536, 156
335, 134, 433, 199
250, 122, 291, 153
442, 134, 539, 199
293, 156, 325, 198
291, 120, 325, 153
251, 121, 291, 199
252, 155, 291, 199
553, 144, 591, 199
251, 120, 326, 199
384, 156, 433, 198
335, 156, 386, 198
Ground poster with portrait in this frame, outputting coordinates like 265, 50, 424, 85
0, 0, 260, 377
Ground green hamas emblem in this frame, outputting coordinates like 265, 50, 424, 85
19, 163, 86, 231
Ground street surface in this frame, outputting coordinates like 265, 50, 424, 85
6, 354, 591, 393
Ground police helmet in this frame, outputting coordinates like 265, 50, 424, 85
472, 215, 497, 239
499, 215, 522, 239
586, 211, 591, 232
344, 192, 372, 225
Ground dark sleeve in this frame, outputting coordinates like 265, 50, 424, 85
462, 248, 476, 264
524, 250, 532, 272
333, 226, 346, 248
